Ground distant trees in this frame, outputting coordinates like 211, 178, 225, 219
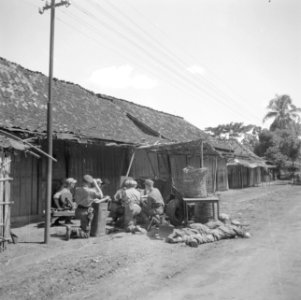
205, 122, 255, 139
204, 94, 301, 176
263, 94, 301, 131
254, 129, 301, 172
204, 122, 260, 151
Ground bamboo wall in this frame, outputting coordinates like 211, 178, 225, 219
0, 150, 12, 250
11, 152, 40, 222
228, 165, 262, 189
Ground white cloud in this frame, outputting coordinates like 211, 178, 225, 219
187, 65, 206, 76
84, 65, 158, 91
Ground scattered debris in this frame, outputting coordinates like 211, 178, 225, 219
166, 216, 250, 247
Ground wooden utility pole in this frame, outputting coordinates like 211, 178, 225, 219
39, 0, 71, 244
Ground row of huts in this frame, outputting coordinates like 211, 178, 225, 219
0, 57, 270, 225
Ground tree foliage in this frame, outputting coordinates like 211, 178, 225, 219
205, 122, 255, 139
263, 94, 301, 131
254, 129, 301, 170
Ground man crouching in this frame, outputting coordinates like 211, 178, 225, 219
65, 174, 108, 240
141, 179, 165, 231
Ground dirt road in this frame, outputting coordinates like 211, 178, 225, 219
1, 182, 300, 300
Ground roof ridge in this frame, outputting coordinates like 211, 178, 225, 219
96, 93, 184, 119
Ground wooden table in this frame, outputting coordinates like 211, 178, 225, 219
183, 195, 220, 225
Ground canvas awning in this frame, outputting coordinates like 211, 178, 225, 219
227, 158, 268, 168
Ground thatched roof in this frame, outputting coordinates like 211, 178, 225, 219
103, 96, 208, 142
227, 139, 267, 167
0, 56, 231, 151
0, 57, 159, 144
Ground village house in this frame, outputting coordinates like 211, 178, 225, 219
226, 139, 270, 189
0, 57, 232, 225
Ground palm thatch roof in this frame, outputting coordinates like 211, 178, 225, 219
227, 139, 267, 167
0, 57, 159, 144
0, 56, 231, 152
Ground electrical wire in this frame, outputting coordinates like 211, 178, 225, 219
72, 2, 259, 123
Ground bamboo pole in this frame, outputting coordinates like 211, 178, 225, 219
125, 149, 136, 178
200, 141, 204, 168
0, 129, 56, 162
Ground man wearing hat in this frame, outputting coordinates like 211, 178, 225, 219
52, 177, 77, 226
66, 174, 107, 240
141, 179, 165, 230
121, 177, 143, 232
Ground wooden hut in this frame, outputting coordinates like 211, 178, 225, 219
0, 56, 230, 224
129, 139, 230, 198
226, 139, 268, 189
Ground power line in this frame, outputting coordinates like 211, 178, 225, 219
24, 0, 261, 125
72, 2, 259, 123
121, 0, 262, 123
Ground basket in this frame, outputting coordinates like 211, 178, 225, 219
182, 166, 208, 198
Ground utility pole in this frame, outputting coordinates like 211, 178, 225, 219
39, 0, 71, 244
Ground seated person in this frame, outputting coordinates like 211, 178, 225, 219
121, 178, 142, 231
52, 177, 77, 225
141, 179, 165, 227
109, 181, 126, 224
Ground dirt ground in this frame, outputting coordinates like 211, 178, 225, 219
0, 181, 300, 300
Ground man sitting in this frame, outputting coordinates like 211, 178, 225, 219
121, 178, 142, 232
109, 180, 126, 225
141, 179, 165, 230
52, 177, 77, 226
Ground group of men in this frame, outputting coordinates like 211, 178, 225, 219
110, 177, 165, 233
52, 174, 165, 240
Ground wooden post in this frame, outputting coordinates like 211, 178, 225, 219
241, 166, 243, 189
200, 141, 204, 168
4, 179, 11, 241
125, 149, 136, 178
213, 157, 218, 193
0, 152, 12, 251
0, 153, 3, 244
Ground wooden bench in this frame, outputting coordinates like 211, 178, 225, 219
51, 209, 75, 225
183, 195, 220, 225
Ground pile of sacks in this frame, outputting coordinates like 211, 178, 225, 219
166, 213, 251, 247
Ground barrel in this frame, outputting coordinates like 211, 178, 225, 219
90, 202, 109, 237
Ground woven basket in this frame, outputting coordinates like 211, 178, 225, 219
182, 166, 208, 198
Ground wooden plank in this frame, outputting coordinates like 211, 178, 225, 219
183, 196, 219, 202
0, 177, 13, 182
31, 158, 39, 215
4, 180, 11, 240
0, 152, 4, 239
52, 210, 75, 217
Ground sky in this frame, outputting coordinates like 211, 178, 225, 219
0, 0, 300, 131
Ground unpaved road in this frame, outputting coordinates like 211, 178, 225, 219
1, 182, 300, 300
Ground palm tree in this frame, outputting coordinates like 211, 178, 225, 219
263, 95, 301, 131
